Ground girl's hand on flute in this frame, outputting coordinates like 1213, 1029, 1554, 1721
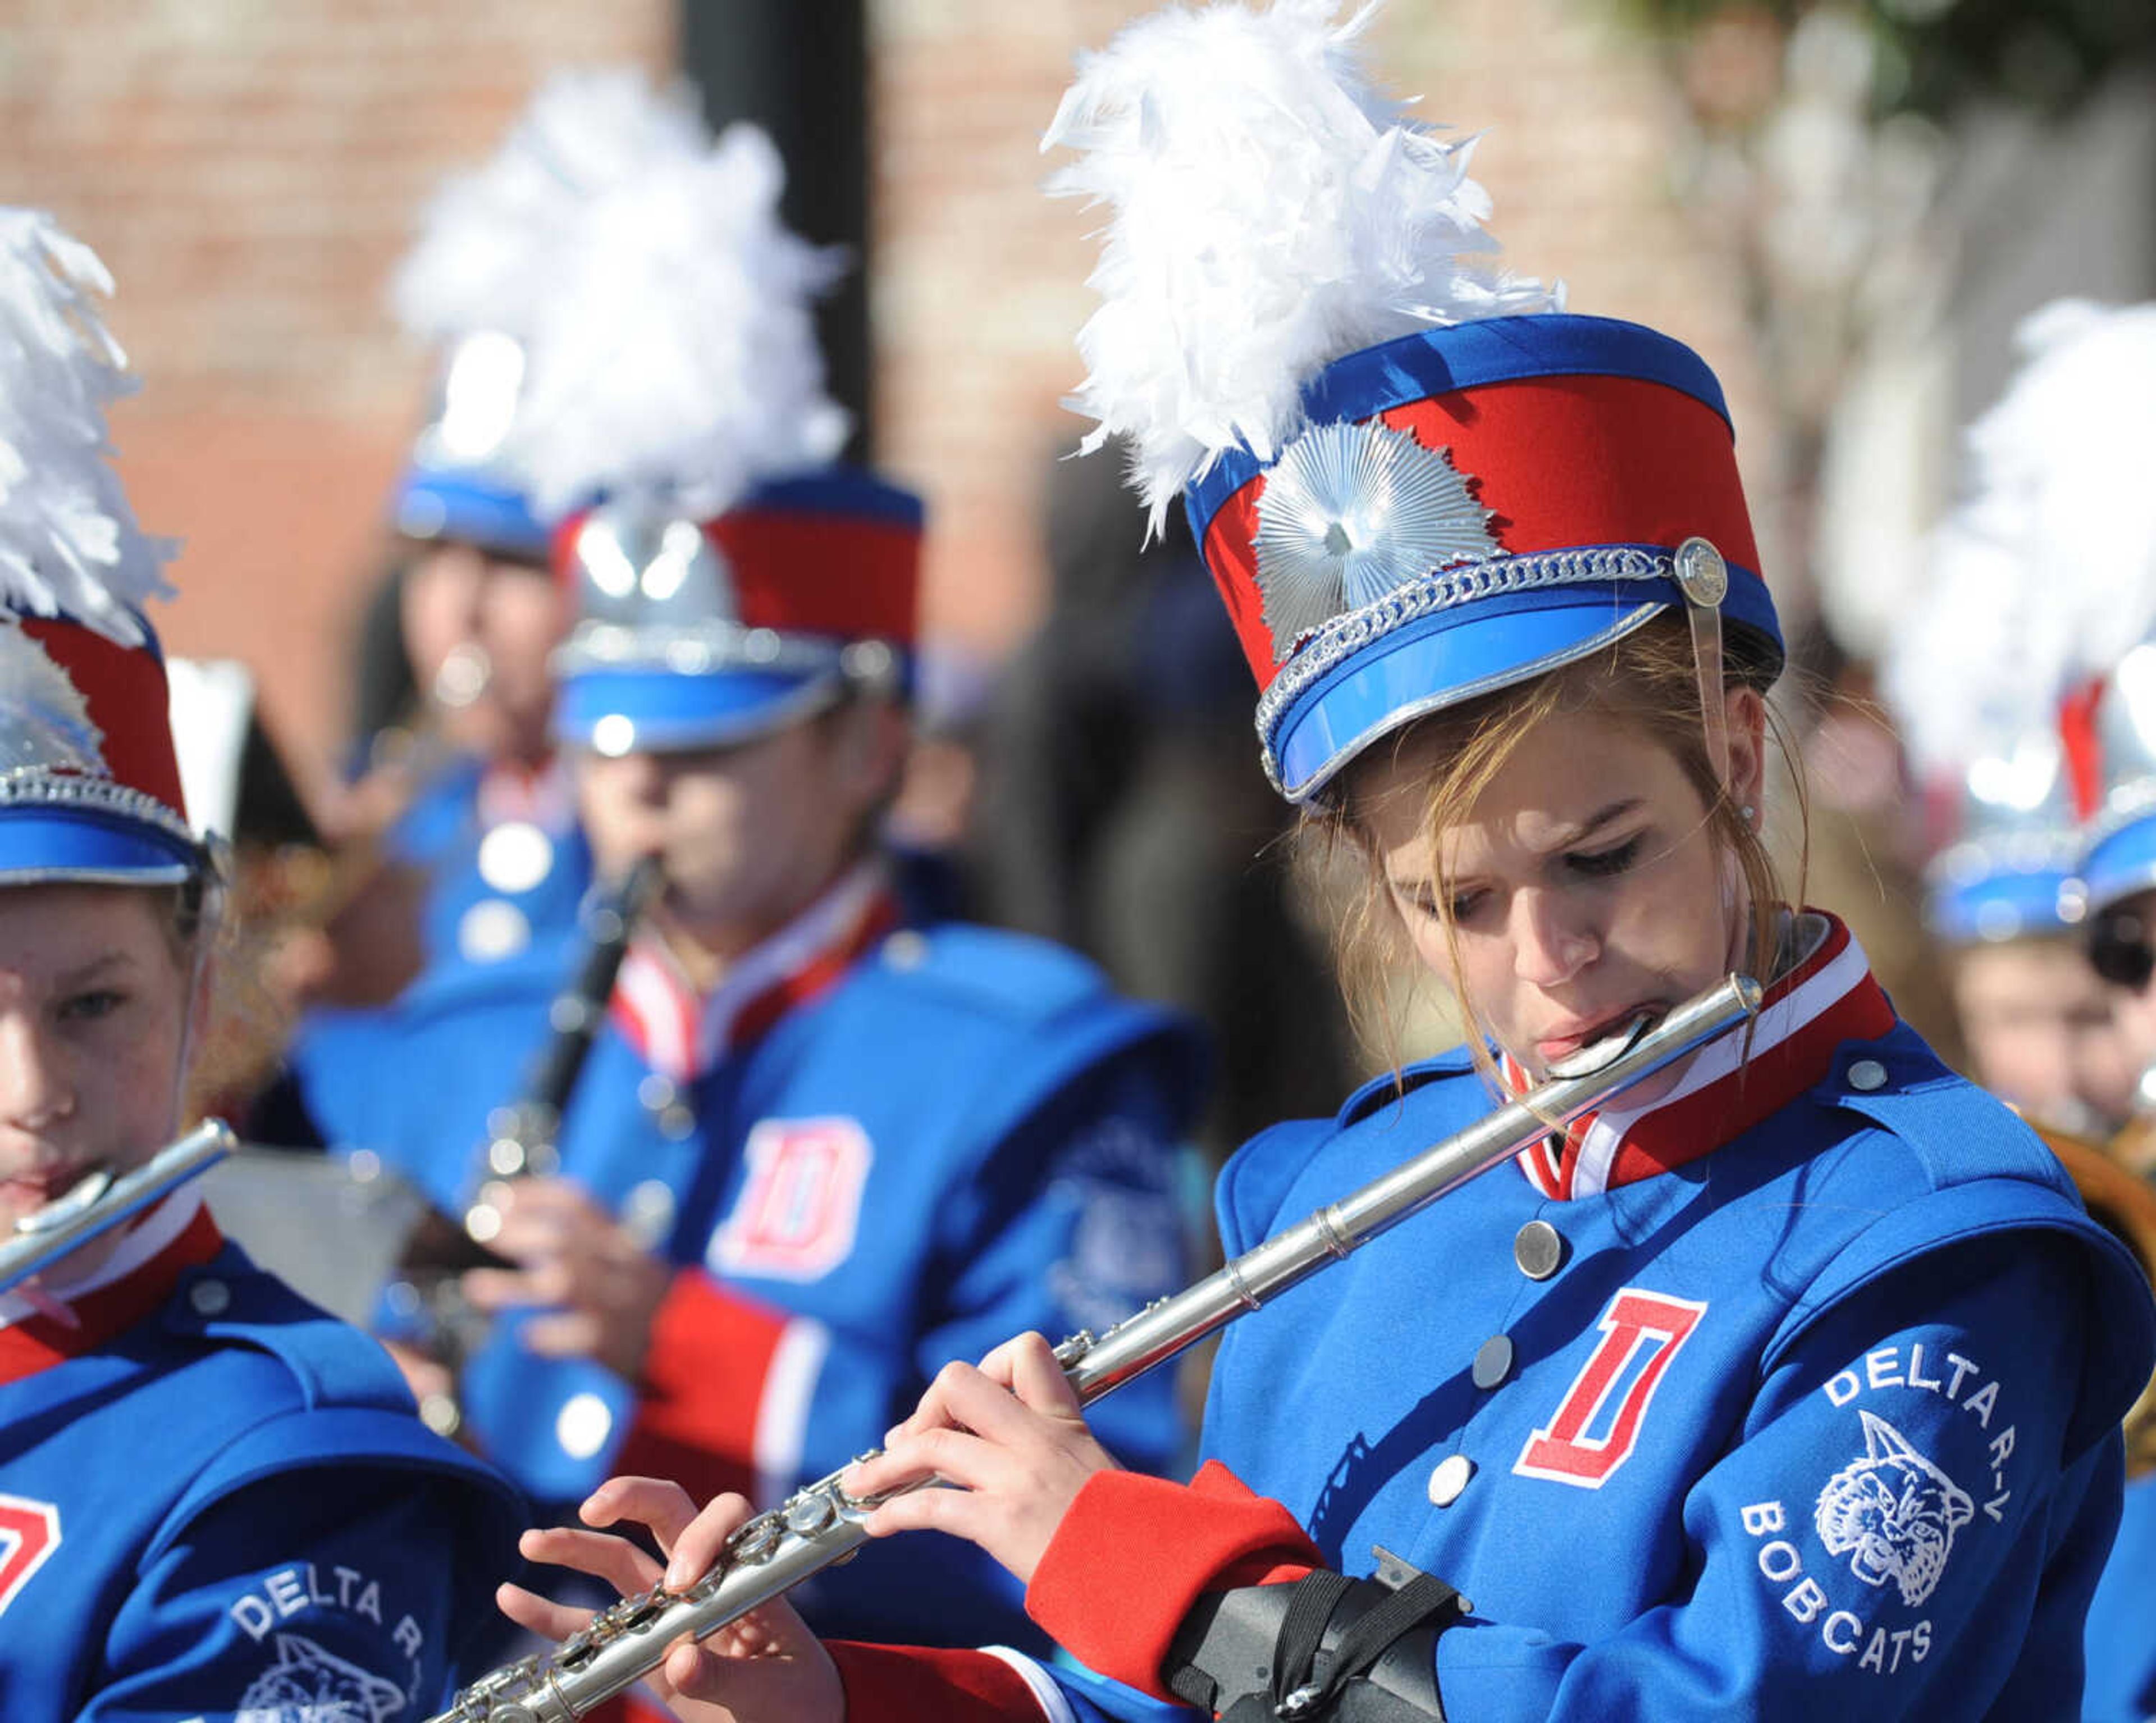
843, 1330, 1119, 1584
499, 1478, 842, 1723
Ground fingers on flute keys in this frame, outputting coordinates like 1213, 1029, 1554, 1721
845, 1333, 1116, 1585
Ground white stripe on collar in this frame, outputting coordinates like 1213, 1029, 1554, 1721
1566, 922, 1866, 1198
0, 1188, 204, 1331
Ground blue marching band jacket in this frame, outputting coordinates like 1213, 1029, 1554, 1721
387, 751, 594, 970
824, 915, 2156, 1722
0, 1193, 526, 1720
298, 861, 1207, 1652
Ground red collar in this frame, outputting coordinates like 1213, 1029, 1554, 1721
1502, 911, 1895, 1201
0, 1201, 225, 1385
610, 865, 901, 1082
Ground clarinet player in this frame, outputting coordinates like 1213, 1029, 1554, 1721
0, 211, 526, 1719
494, 6, 2156, 1720
303, 75, 1205, 1658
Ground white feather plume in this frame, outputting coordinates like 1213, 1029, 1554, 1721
494, 99, 848, 518
0, 211, 172, 646
1883, 514, 2070, 790
391, 69, 713, 349
1962, 301, 2156, 683
1044, 0, 1560, 534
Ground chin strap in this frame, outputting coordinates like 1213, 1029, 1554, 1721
1164, 1547, 1468, 1722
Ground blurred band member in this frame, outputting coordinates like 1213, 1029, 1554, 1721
300, 74, 1207, 1659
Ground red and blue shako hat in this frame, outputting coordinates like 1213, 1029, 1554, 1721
1966, 301, 2156, 921
1188, 315, 1778, 799
486, 78, 920, 754
0, 211, 203, 886
1046, 0, 1780, 802
551, 468, 921, 755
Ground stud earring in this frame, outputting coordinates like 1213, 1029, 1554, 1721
1741, 804, 1758, 827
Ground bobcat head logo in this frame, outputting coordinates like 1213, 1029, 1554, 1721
1814, 1409, 1974, 1608
235, 1631, 407, 1722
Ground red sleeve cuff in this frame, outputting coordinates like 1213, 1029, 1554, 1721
1026, 1458, 1321, 1700
615, 1269, 792, 1505
828, 1640, 1047, 1722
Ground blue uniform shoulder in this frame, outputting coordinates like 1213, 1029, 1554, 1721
1335, 1046, 1479, 1127
849, 922, 1203, 1075
145, 1243, 524, 1558
388, 932, 577, 1027
1810, 1022, 2069, 1194
1216, 1050, 1484, 1255
857, 923, 1132, 1025
1761, 1022, 2155, 1451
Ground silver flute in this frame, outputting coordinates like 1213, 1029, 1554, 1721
426, 973, 1761, 1723
0, 1119, 237, 1296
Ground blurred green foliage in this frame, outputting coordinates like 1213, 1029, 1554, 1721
1625, 0, 2156, 117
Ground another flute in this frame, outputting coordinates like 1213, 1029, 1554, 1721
0, 1119, 236, 1296
425, 973, 1761, 1723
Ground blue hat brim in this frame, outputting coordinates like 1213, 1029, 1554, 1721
0, 806, 200, 887
555, 665, 847, 755
1270, 567, 1779, 801
1929, 866, 2077, 945
2082, 817, 2156, 918
394, 468, 552, 564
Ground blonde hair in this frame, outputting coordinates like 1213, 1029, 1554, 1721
1315, 614, 1806, 1078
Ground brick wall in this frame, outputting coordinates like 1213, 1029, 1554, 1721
0, 1, 673, 788
0, 0, 1766, 786
873, 0, 1782, 659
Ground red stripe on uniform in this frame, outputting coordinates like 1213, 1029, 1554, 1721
827, 1642, 1048, 1723
1025, 1460, 1321, 1703
615, 1270, 791, 1507
0, 1205, 222, 1384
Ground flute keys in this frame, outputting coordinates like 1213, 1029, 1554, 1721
730, 1514, 783, 1564
1514, 1219, 1565, 1280
785, 1491, 838, 1536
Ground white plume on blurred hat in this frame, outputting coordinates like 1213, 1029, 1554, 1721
432, 72, 850, 522
0, 209, 172, 646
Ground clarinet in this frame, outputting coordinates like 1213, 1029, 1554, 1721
0, 1120, 236, 1295
424, 972, 1761, 1723
387, 856, 664, 1435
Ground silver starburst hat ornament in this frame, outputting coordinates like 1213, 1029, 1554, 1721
1045, 0, 1784, 802
0, 209, 205, 887
486, 78, 920, 759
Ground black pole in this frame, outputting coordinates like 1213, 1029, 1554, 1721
678, 0, 874, 462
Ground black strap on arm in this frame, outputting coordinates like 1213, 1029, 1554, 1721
1164, 1547, 1468, 1722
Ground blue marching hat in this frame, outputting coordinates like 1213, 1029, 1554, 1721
1045, 2, 1782, 804
389, 334, 551, 565
550, 470, 922, 756
0, 211, 205, 890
